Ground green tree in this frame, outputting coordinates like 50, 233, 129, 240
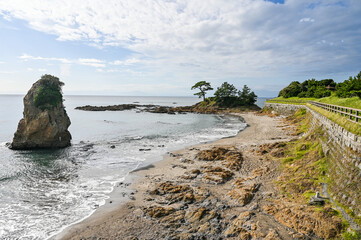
336, 71, 361, 98
239, 85, 257, 105
278, 81, 302, 98
214, 82, 238, 98
33, 74, 64, 110
214, 82, 240, 107
280, 78, 336, 98
191, 81, 213, 101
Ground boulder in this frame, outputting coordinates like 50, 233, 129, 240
10, 74, 71, 149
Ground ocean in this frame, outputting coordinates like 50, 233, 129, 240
0, 95, 267, 239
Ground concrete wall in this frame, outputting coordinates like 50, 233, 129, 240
264, 102, 361, 153
265, 102, 361, 218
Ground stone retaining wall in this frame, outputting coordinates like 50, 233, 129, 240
264, 102, 361, 153
264, 102, 361, 218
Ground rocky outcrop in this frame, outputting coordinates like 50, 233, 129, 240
75, 102, 261, 114
263, 203, 343, 239
196, 147, 244, 170
75, 104, 155, 111
227, 178, 259, 206
10, 75, 71, 150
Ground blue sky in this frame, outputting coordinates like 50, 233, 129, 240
0, 0, 360, 97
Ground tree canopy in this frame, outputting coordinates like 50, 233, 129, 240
214, 82, 257, 107
191, 81, 213, 101
278, 71, 361, 99
239, 85, 257, 106
34, 74, 64, 110
278, 78, 335, 98
335, 71, 361, 98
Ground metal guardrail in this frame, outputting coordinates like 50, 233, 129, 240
309, 101, 361, 123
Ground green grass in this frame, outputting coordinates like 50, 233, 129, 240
267, 95, 361, 109
316, 96, 361, 110
308, 103, 361, 135
274, 109, 361, 238
342, 231, 361, 240
267, 95, 361, 135
303, 190, 316, 200
266, 96, 316, 105
277, 110, 328, 197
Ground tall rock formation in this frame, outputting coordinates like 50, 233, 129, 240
10, 74, 71, 149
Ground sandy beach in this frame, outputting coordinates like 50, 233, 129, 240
55, 112, 299, 239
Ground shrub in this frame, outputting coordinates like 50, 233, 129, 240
33, 74, 64, 110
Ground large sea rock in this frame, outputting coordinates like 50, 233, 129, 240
10, 75, 71, 150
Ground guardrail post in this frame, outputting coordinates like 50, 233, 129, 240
355, 110, 359, 122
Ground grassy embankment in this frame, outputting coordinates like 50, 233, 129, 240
267, 95, 361, 108
274, 109, 361, 239
266, 95, 361, 136
266, 96, 316, 105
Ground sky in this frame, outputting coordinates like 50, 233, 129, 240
0, 0, 360, 97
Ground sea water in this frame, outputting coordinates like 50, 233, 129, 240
0, 95, 266, 239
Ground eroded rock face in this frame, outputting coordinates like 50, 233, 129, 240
196, 147, 244, 170
10, 75, 71, 149
263, 203, 343, 239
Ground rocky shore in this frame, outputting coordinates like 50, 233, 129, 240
58, 112, 346, 240
75, 102, 261, 114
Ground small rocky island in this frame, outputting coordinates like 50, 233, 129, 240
75, 81, 261, 114
10, 74, 71, 150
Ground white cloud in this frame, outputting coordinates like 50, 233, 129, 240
19, 54, 107, 68
78, 58, 106, 68
38, 68, 46, 72
19, 54, 71, 64
110, 58, 141, 66
0, 12, 12, 21
2, 0, 361, 95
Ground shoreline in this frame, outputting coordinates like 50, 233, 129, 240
51, 113, 248, 240
56, 111, 298, 239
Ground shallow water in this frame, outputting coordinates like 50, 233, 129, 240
0, 95, 266, 239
